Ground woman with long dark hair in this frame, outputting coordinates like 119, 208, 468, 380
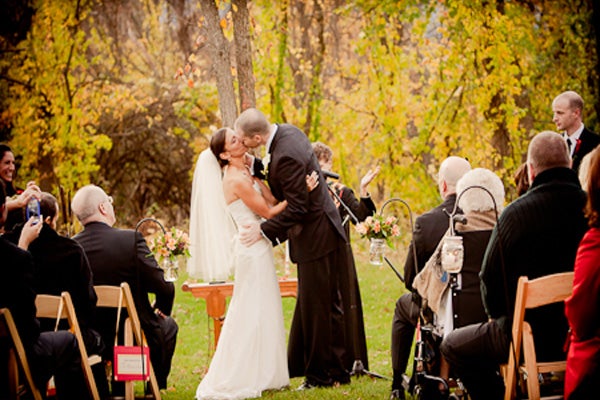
0, 144, 40, 231
565, 146, 600, 399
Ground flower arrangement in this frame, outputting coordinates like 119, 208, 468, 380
148, 227, 191, 263
356, 214, 401, 246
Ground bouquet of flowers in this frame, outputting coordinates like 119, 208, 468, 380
356, 214, 401, 247
148, 227, 191, 263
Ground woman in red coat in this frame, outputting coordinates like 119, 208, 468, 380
565, 147, 600, 399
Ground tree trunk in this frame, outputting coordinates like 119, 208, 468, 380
272, 0, 289, 122
232, 0, 256, 112
199, 0, 237, 127
305, 0, 324, 139
592, 0, 600, 121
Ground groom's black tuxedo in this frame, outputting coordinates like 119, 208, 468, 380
261, 123, 347, 261
571, 127, 600, 172
260, 123, 352, 386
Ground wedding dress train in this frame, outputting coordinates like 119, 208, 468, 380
195, 196, 289, 399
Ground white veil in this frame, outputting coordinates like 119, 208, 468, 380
187, 149, 236, 281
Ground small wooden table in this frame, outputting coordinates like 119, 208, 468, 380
181, 278, 298, 349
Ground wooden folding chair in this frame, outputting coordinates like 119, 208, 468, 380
94, 282, 162, 400
0, 308, 43, 400
504, 271, 573, 400
35, 292, 101, 400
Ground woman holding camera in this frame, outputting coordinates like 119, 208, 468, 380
0, 144, 41, 232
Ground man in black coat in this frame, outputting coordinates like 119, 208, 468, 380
0, 183, 88, 399
389, 156, 471, 400
71, 184, 178, 390
441, 131, 588, 400
236, 108, 352, 388
552, 90, 600, 172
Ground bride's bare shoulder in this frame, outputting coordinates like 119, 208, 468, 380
223, 166, 253, 190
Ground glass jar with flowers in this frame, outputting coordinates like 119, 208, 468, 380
355, 214, 401, 265
148, 227, 191, 282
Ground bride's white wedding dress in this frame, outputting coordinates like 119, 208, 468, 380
196, 192, 290, 399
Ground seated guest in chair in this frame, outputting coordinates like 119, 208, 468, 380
413, 168, 505, 390
0, 182, 89, 399
71, 184, 178, 391
441, 131, 588, 400
389, 156, 472, 400
4, 192, 109, 397
565, 146, 600, 400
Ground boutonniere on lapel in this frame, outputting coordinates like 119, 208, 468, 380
262, 153, 271, 176
574, 139, 582, 155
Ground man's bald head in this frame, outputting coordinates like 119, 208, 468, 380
438, 156, 472, 198
71, 184, 115, 226
527, 131, 571, 183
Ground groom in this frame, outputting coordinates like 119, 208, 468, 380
236, 108, 352, 388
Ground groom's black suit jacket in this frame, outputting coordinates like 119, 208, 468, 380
261, 124, 347, 263
571, 127, 600, 172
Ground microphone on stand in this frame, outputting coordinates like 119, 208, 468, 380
322, 170, 340, 180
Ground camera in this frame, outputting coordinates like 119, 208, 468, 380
26, 198, 41, 225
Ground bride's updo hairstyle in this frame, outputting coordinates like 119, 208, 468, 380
210, 128, 229, 168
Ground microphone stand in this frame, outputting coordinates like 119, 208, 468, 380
327, 181, 359, 226
326, 180, 387, 380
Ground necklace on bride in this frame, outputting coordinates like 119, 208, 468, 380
228, 158, 252, 179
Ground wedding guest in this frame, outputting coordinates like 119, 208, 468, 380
576, 145, 599, 191
565, 146, 600, 399
513, 162, 529, 197
0, 144, 41, 232
389, 156, 471, 400
71, 184, 178, 391
552, 91, 600, 172
0, 182, 89, 399
413, 168, 504, 391
4, 192, 109, 397
441, 131, 588, 400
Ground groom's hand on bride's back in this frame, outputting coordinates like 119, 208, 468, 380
239, 222, 263, 246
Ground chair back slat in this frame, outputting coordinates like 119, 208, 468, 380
35, 293, 101, 400
523, 273, 574, 309
504, 271, 574, 400
0, 308, 43, 400
93, 282, 162, 400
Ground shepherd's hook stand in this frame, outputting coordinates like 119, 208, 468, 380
132, 217, 166, 395
380, 198, 418, 283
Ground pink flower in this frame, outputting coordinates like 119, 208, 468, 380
356, 223, 368, 235
373, 221, 381, 233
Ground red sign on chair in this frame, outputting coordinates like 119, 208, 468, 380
113, 346, 150, 381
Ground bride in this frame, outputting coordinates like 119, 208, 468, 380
194, 127, 315, 399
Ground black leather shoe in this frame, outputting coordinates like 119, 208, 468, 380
390, 389, 406, 400
296, 381, 316, 391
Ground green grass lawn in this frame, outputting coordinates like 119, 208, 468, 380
161, 238, 411, 399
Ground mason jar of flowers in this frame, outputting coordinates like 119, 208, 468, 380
356, 214, 401, 265
148, 227, 191, 282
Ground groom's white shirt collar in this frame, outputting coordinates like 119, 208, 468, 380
265, 124, 278, 154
